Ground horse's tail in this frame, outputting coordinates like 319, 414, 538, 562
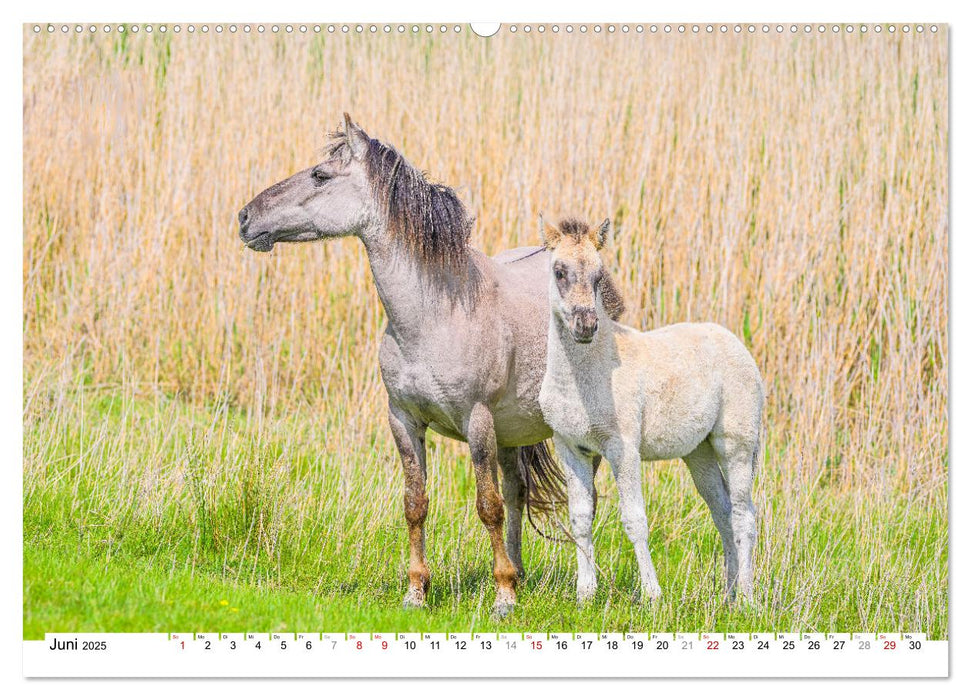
517, 441, 569, 542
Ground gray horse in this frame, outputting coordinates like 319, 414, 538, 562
239, 115, 621, 615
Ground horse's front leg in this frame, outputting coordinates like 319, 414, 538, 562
467, 404, 519, 618
605, 441, 662, 602
388, 402, 430, 608
554, 436, 598, 603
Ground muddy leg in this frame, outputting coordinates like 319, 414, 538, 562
467, 404, 519, 617
388, 402, 430, 608
684, 440, 738, 599
498, 447, 526, 578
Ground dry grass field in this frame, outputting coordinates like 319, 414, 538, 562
23, 25, 948, 637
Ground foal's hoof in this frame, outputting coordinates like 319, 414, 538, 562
577, 586, 598, 605
402, 588, 426, 609
636, 586, 662, 604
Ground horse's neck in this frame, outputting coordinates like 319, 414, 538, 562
359, 228, 460, 344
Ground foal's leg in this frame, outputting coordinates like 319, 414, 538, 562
498, 447, 526, 578
712, 435, 758, 601
684, 440, 738, 598
555, 436, 598, 603
467, 404, 519, 617
605, 442, 662, 601
388, 402, 430, 608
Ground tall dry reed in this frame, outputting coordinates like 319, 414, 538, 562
24, 26, 947, 494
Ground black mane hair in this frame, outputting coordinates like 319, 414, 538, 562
326, 128, 479, 302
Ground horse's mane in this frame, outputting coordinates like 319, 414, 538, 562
556, 218, 626, 321
325, 128, 479, 302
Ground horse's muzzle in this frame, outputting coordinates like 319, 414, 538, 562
238, 206, 275, 252
242, 231, 274, 252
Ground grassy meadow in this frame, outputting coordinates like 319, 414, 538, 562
23, 25, 948, 639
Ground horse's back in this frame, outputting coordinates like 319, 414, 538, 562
488, 245, 549, 301
635, 322, 764, 452
490, 245, 547, 266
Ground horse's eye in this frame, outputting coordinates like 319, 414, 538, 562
312, 169, 331, 182
554, 268, 566, 281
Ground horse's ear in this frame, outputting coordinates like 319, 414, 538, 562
593, 218, 611, 250
343, 112, 369, 161
541, 215, 562, 249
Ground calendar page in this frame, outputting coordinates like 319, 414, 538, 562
21, 18, 948, 679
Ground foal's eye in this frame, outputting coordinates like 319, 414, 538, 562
554, 268, 566, 281
312, 169, 331, 182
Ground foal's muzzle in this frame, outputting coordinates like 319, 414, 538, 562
571, 308, 599, 343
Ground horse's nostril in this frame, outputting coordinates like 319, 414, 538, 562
238, 208, 250, 229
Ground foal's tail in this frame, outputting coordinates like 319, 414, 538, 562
517, 441, 569, 542
752, 427, 764, 481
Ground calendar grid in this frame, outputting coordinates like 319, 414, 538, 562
24, 632, 946, 678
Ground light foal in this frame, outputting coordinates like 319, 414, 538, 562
538, 218, 765, 602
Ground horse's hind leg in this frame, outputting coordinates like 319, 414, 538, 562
467, 404, 519, 617
388, 402, 430, 608
712, 435, 758, 601
684, 440, 737, 598
498, 447, 525, 578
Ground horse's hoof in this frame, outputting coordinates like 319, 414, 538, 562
491, 591, 516, 619
491, 601, 515, 619
402, 589, 426, 609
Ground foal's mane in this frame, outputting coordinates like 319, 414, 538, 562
556, 218, 626, 321
325, 128, 479, 301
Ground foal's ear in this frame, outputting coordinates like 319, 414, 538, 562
540, 215, 562, 249
592, 218, 611, 250
342, 112, 369, 161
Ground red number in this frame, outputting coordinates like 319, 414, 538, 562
884, 641, 896, 650
707, 641, 719, 650
356, 641, 363, 650
381, 641, 388, 650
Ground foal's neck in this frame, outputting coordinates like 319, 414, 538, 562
546, 309, 615, 379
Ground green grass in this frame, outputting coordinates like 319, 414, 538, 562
23, 388, 948, 640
